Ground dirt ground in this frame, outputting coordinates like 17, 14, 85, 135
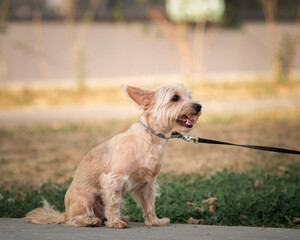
0, 109, 299, 189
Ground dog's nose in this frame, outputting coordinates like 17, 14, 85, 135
193, 103, 202, 112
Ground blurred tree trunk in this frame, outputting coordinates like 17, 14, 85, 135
148, 7, 204, 84
262, 0, 300, 82
60, 0, 102, 91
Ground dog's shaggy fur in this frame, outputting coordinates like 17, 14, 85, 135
26, 84, 202, 228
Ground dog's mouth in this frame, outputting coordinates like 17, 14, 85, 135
176, 114, 198, 128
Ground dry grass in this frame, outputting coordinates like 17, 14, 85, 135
0, 87, 128, 109
1, 80, 300, 109
166, 110, 300, 174
0, 109, 299, 189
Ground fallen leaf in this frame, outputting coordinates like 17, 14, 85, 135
195, 207, 201, 211
202, 197, 218, 205
278, 166, 288, 173
254, 179, 263, 189
241, 215, 248, 219
209, 205, 216, 212
186, 202, 193, 207
188, 217, 202, 225
292, 217, 300, 224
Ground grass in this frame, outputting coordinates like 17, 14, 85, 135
0, 164, 299, 228
1, 80, 299, 109
0, 109, 299, 188
129, 165, 300, 228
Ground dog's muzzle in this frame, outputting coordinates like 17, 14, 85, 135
193, 103, 202, 113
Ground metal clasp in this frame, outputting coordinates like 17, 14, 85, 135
182, 135, 193, 142
182, 135, 199, 143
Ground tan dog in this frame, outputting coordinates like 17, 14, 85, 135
26, 84, 202, 228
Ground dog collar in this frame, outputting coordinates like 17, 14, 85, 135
139, 120, 169, 139
139, 120, 186, 140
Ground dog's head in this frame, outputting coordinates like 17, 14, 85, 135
122, 84, 202, 134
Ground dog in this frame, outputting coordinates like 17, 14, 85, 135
26, 84, 202, 228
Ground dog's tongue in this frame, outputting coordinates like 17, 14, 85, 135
181, 117, 196, 125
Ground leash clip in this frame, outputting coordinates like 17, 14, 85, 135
182, 135, 199, 143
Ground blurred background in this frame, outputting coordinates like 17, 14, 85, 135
0, 0, 299, 186
0, 0, 300, 88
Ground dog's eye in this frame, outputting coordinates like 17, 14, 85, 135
171, 95, 180, 102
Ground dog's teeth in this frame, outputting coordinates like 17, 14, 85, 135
185, 120, 191, 125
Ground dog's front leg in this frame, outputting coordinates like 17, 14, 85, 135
101, 174, 128, 228
136, 181, 170, 227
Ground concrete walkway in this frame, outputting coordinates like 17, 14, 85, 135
0, 98, 299, 126
0, 218, 299, 240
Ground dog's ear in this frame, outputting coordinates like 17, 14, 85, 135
122, 85, 154, 110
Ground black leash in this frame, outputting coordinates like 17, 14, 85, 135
139, 120, 300, 155
171, 132, 300, 155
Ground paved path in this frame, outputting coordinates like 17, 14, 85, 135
0, 218, 300, 240
0, 218, 299, 240
0, 98, 299, 126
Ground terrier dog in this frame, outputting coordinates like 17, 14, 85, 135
26, 84, 202, 228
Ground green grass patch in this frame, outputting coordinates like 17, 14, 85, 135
1, 164, 299, 228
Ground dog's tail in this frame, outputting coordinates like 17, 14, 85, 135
26, 199, 67, 224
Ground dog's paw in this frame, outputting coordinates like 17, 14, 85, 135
146, 217, 170, 227
121, 216, 129, 223
106, 219, 128, 228
156, 217, 170, 226
86, 217, 102, 227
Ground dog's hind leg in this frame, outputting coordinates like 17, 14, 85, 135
68, 215, 101, 227
65, 190, 102, 227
